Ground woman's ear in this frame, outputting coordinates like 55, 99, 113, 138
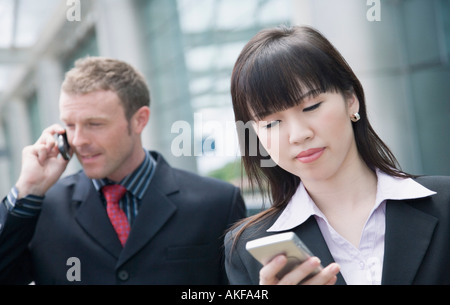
346, 90, 360, 116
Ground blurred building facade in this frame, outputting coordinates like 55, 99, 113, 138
0, 0, 449, 204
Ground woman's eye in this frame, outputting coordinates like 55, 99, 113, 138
303, 102, 322, 112
263, 120, 280, 129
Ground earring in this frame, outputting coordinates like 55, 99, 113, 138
351, 113, 360, 122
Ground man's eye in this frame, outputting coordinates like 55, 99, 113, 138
303, 102, 322, 112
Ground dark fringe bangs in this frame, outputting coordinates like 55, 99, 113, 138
238, 39, 348, 121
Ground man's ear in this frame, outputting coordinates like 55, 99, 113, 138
131, 106, 150, 134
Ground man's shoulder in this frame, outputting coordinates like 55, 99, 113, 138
44, 170, 87, 198
151, 150, 239, 191
53, 170, 86, 187
173, 166, 237, 188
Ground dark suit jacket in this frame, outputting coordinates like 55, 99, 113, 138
225, 176, 450, 285
0, 151, 246, 284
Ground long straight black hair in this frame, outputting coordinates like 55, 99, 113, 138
230, 25, 413, 240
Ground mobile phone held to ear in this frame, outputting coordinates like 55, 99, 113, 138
246, 232, 322, 282
57, 132, 71, 161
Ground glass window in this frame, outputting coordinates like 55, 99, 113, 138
26, 92, 41, 142
137, 0, 291, 178
62, 30, 99, 72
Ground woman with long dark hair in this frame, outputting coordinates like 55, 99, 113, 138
225, 25, 450, 285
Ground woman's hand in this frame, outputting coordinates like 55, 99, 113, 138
259, 255, 340, 285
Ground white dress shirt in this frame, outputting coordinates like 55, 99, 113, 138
267, 170, 436, 285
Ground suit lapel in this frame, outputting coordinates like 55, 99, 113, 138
117, 153, 178, 267
291, 199, 438, 285
382, 199, 438, 284
73, 172, 123, 259
293, 217, 346, 285
72, 153, 179, 267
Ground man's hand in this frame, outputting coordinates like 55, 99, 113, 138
259, 255, 340, 285
15, 124, 71, 199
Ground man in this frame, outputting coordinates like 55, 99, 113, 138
0, 57, 246, 284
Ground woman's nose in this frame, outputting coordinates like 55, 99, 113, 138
288, 119, 313, 144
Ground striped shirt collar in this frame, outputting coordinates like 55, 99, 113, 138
92, 150, 156, 200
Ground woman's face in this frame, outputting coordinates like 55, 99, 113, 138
254, 91, 360, 182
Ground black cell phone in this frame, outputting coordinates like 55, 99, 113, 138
57, 132, 71, 161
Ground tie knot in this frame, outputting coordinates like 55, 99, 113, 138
102, 184, 127, 204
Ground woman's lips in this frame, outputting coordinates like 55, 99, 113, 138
296, 148, 325, 163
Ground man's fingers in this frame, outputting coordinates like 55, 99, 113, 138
38, 124, 65, 146
42, 124, 65, 136
34, 125, 67, 160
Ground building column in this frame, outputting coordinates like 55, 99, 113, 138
0, 123, 11, 195
3, 98, 32, 183
94, 0, 197, 172
35, 56, 81, 175
94, 0, 154, 150
291, 0, 422, 174
35, 57, 64, 128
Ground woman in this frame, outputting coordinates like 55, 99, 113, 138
225, 25, 450, 285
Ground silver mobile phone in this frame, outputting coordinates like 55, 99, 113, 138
246, 232, 322, 281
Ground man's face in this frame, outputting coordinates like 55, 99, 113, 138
59, 90, 143, 181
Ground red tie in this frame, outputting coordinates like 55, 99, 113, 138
102, 185, 130, 246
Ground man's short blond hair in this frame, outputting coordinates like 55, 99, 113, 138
61, 57, 150, 120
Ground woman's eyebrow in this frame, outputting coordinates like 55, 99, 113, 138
298, 89, 323, 102
252, 89, 323, 120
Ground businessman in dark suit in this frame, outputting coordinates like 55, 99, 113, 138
0, 57, 246, 284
